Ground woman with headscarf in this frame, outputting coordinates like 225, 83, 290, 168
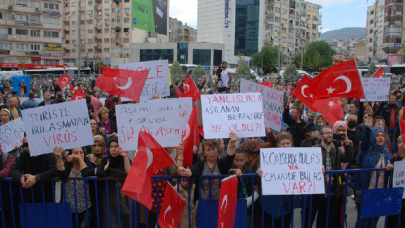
87, 135, 107, 167
349, 105, 394, 228
54, 146, 95, 228
89, 118, 109, 154
314, 113, 325, 133
97, 136, 131, 228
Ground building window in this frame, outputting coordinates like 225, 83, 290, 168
111, 28, 116, 33
30, 1, 40, 8
16, 29, 28, 35
88, 39, 93, 43
275, 7, 280, 13
282, 28, 287, 33
87, 0, 92, 5
124, 18, 129, 23
104, 0, 109, 3
140, 49, 174, 63
97, 48, 102, 53
124, 38, 129, 43
30, 15, 40, 22
88, 49, 93, 53
124, 8, 130, 13
104, 48, 109, 52
30, 30, 40, 37
72, 12, 76, 16
275, 17, 280, 22
283, 9, 287, 14
104, 38, 109, 43
88, 29, 93, 34
71, 49, 76, 53
0, 28, 11, 35
104, 28, 109, 33
71, 30, 76, 35
80, 1, 85, 6
15, 14, 28, 21
87, 19, 93, 24
0, 43, 12, 50
16, 0, 27, 6
16, 43, 28, 50
31, 44, 40, 51
111, 8, 116, 13
80, 29, 85, 34
43, 17, 59, 24
0, 12, 11, 19
193, 49, 211, 65
44, 31, 59, 37
87, 10, 93, 16
71, 40, 76, 44
43, 3, 59, 10
123, 28, 129, 33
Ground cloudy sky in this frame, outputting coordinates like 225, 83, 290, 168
169, 0, 374, 33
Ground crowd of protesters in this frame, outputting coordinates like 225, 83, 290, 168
0, 70, 403, 228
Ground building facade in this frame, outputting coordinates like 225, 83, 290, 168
169, 17, 197, 43
197, 0, 322, 68
62, 0, 170, 68
366, 0, 405, 63
0, 0, 63, 69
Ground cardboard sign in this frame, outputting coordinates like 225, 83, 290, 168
116, 99, 181, 151
0, 117, 25, 153
260, 147, 325, 195
119, 60, 170, 101
240, 79, 284, 132
21, 99, 94, 156
393, 160, 405, 198
201, 93, 265, 139
361, 77, 391, 101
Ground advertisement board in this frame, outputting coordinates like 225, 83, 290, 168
388, 54, 402, 66
44, 43, 62, 57
132, 0, 167, 35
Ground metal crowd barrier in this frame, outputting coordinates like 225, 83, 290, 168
0, 168, 402, 228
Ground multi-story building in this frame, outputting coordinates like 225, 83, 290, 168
0, 0, 63, 69
366, 0, 405, 63
169, 17, 197, 43
197, 0, 322, 68
62, 0, 170, 68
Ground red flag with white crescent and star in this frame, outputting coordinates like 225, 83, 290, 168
121, 131, 174, 210
313, 97, 344, 126
157, 182, 186, 228
70, 88, 86, 101
372, 67, 384, 78
55, 73, 72, 89
95, 67, 149, 101
312, 60, 365, 99
181, 76, 201, 101
294, 75, 319, 112
218, 175, 238, 228
183, 105, 200, 167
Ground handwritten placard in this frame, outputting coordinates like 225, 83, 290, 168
260, 147, 325, 195
21, 99, 94, 156
240, 79, 284, 132
119, 60, 169, 101
0, 118, 25, 153
361, 77, 391, 102
116, 99, 181, 151
393, 160, 405, 198
201, 93, 265, 139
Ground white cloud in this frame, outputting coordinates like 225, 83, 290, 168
321, 28, 331, 33
169, 0, 198, 29
309, 0, 352, 6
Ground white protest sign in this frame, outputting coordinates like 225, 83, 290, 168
360, 77, 391, 102
240, 79, 284, 132
201, 93, 265, 139
21, 99, 94, 156
19, 97, 44, 104
116, 99, 181, 151
119, 60, 169, 101
0, 117, 25, 153
99, 98, 106, 106
260, 147, 325, 195
393, 160, 405, 198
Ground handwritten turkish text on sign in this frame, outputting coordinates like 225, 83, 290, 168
260, 147, 325, 195
116, 100, 181, 151
0, 118, 25, 153
393, 160, 405, 198
21, 99, 94, 156
361, 77, 391, 102
240, 79, 284, 132
201, 93, 265, 139
119, 60, 169, 101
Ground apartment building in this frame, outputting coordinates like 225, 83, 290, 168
63, 0, 170, 68
169, 17, 197, 43
0, 0, 63, 68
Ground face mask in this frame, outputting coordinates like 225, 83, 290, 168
311, 131, 318, 139
348, 121, 357, 128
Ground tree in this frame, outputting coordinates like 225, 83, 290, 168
293, 54, 302, 70
236, 57, 251, 76
310, 52, 322, 71
19, 59, 27, 74
251, 46, 279, 74
284, 63, 298, 81
170, 60, 183, 83
303, 41, 334, 71
95, 61, 107, 74
191, 64, 206, 80
368, 62, 377, 77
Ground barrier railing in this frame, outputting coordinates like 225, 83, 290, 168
0, 168, 402, 228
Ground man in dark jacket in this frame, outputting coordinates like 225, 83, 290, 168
283, 106, 306, 147
51, 92, 65, 104
38, 91, 52, 106
301, 123, 321, 147
104, 94, 114, 109
11, 142, 58, 203
108, 96, 119, 123
374, 93, 401, 154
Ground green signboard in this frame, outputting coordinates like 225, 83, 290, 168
132, 0, 167, 35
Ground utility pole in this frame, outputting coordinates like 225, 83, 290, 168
278, 0, 282, 72
77, 0, 81, 81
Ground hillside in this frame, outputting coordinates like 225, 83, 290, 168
321, 27, 366, 41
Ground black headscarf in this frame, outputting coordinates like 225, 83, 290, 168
107, 136, 124, 169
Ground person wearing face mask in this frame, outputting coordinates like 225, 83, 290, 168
301, 123, 322, 147
346, 112, 362, 168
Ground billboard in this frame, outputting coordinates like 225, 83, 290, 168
388, 55, 402, 66
132, 0, 167, 35
44, 43, 62, 57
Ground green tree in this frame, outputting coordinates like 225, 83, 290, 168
252, 46, 279, 73
95, 60, 107, 74
310, 52, 322, 71
293, 54, 302, 70
284, 63, 298, 81
236, 58, 251, 76
303, 41, 334, 71
368, 62, 377, 77
170, 60, 183, 83
191, 64, 206, 80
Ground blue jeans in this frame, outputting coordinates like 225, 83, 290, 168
387, 127, 397, 154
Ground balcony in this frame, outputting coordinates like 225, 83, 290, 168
96, 33, 103, 39
265, 0, 274, 6
265, 19, 274, 25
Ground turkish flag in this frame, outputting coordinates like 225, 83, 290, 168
294, 75, 318, 112
95, 67, 149, 101
218, 175, 238, 228
70, 88, 86, 101
183, 105, 200, 167
157, 182, 186, 228
372, 67, 384, 78
121, 131, 174, 210
56, 73, 72, 89
175, 86, 183, 98
259, 82, 274, 88
199, 125, 205, 138
312, 60, 365, 99
313, 97, 344, 126
400, 120, 405, 145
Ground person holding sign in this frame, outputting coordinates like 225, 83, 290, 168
349, 105, 394, 228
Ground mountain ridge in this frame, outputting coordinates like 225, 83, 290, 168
321, 27, 366, 41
